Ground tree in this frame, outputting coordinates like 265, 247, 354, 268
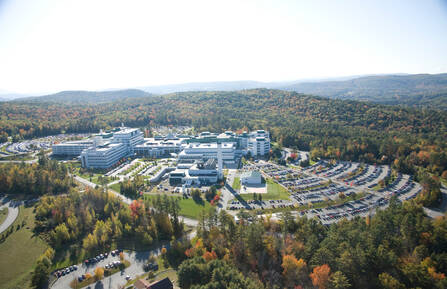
52, 223, 70, 247
203, 250, 217, 262
31, 256, 51, 289
94, 266, 104, 280
378, 272, 405, 289
191, 189, 202, 203
310, 264, 331, 289
282, 255, 307, 288
329, 271, 350, 289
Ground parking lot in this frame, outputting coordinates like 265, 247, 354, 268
3, 133, 90, 156
229, 159, 423, 224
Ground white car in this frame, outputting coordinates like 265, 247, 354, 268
125, 275, 131, 280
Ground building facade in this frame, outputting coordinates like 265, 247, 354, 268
134, 138, 183, 158
52, 140, 94, 156
112, 128, 144, 153
178, 142, 237, 167
169, 159, 219, 186
247, 130, 270, 156
80, 143, 127, 169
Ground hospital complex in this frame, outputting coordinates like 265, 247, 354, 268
52, 127, 270, 186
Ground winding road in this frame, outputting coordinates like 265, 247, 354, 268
0, 201, 20, 234
424, 184, 447, 218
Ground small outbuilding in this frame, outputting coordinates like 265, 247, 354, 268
240, 170, 262, 185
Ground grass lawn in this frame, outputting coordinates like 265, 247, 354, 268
1, 145, 11, 154
74, 168, 103, 185
144, 194, 213, 219
73, 167, 116, 185
238, 178, 290, 201
0, 206, 48, 289
232, 177, 241, 190
0, 207, 8, 225
109, 182, 121, 192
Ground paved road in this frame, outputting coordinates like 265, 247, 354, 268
218, 169, 237, 211
424, 184, 447, 218
0, 159, 37, 164
0, 201, 20, 234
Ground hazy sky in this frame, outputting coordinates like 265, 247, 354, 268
0, 0, 446, 94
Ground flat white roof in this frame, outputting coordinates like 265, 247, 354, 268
188, 142, 234, 149
113, 128, 141, 135
93, 142, 123, 152
54, 140, 92, 146
135, 138, 183, 147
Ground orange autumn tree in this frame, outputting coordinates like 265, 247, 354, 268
203, 250, 218, 262
129, 200, 143, 219
310, 264, 331, 289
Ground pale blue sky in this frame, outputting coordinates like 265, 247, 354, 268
0, 0, 446, 94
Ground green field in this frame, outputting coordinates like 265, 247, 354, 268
232, 177, 241, 190
109, 182, 121, 192
239, 178, 290, 201
74, 169, 103, 185
144, 194, 213, 219
0, 206, 48, 289
0, 207, 8, 225
73, 167, 116, 185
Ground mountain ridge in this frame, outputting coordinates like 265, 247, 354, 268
279, 73, 447, 109
4, 73, 447, 108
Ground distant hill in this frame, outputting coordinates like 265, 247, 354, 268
139, 80, 271, 94
7, 73, 447, 108
139, 77, 368, 94
280, 73, 447, 109
17, 89, 151, 104
0, 92, 30, 101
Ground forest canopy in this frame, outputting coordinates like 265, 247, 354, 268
0, 89, 446, 180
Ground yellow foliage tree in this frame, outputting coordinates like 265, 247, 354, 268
94, 267, 104, 280
282, 254, 307, 287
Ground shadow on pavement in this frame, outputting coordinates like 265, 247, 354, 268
225, 183, 250, 209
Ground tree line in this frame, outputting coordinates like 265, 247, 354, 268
0, 89, 446, 181
0, 152, 72, 195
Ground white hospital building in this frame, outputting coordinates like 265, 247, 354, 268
52, 126, 271, 171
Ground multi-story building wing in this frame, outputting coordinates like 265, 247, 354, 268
112, 128, 144, 153
52, 140, 93, 156
80, 143, 127, 169
134, 138, 184, 158
248, 130, 270, 156
178, 142, 237, 167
